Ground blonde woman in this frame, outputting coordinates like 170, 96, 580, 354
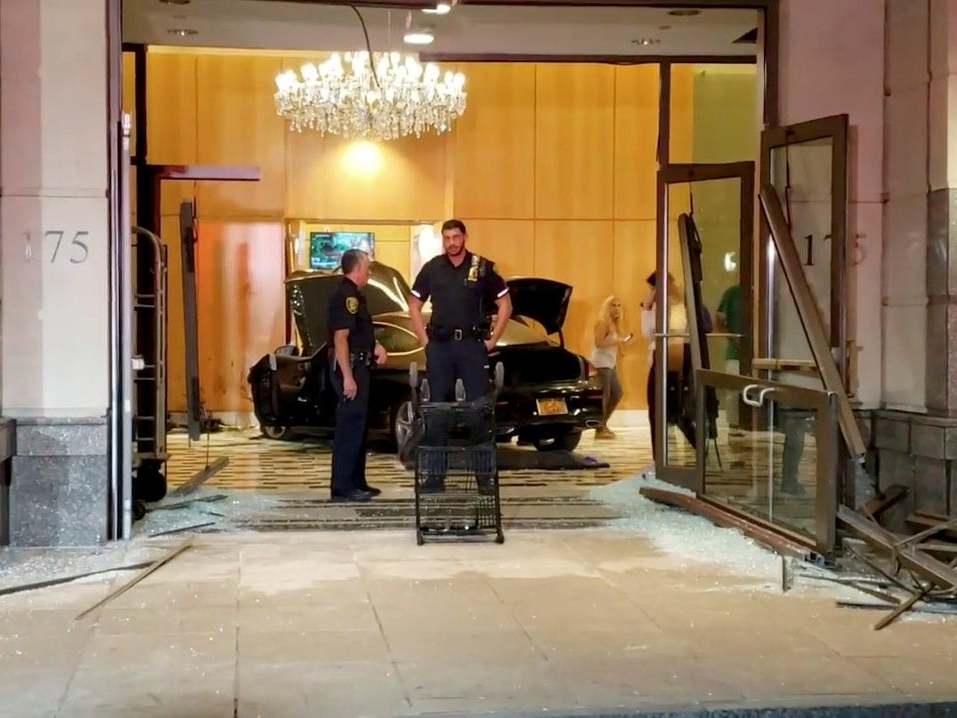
591, 296, 633, 439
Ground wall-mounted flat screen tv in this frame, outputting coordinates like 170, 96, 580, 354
309, 231, 375, 270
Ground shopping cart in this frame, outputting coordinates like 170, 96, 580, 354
408, 361, 505, 545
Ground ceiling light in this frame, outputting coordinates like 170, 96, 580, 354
668, 9, 701, 16
422, 3, 451, 15
274, 52, 467, 141
632, 38, 661, 46
403, 30, 435, 45
167, 28, 197, 37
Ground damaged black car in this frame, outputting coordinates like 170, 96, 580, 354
248, 262, 604, 452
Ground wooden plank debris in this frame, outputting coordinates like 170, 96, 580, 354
862, 485, 909, 520
75, 538, 193, 620
0, 562, 153, 598
168, 456, 229, 498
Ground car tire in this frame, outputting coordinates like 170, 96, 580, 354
391, 399, 415, 453
134, 460, 167, 503
533, 429, 582, 452
262, 424, 293, 441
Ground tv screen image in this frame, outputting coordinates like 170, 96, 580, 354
309, 231, 375, 270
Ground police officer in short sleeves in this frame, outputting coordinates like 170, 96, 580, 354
408, 219, 512, 401
328, 249, 387, 502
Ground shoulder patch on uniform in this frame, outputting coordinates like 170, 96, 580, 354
346, 297, 359, 314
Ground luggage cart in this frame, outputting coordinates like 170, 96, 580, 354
410, 362, 505, 545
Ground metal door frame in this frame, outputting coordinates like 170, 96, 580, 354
654, 162, 755, 489
758, 115, 850, 386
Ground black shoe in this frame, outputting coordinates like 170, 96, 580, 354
477, 477, 494, 496
359, 485, 382, 496
330, 490, 372, 502
780, 483, 807, 497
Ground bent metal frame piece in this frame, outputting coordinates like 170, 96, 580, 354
758, 185, 867, 460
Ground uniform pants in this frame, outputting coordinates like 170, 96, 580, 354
425, 338, 489, 402
330, 362, 371, 496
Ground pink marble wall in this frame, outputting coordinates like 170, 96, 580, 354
779, 0, 886, 409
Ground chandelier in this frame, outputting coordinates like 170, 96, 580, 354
274, 52, 467, 141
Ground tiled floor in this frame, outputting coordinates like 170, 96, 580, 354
1, 529, 956, 717
157, 423, 818, 536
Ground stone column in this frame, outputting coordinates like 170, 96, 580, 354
0, 0, 112, 544
926, 0, 957, 417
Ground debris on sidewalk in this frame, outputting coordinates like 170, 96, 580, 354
836, 506, 957, 630
76, 537, 194, 620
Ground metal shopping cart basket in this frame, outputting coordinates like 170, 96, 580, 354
407, 362, 505, 545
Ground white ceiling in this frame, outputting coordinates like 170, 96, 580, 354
123, 1, 758, 57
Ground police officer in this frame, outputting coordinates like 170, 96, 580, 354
328, 249, 387, 502
408, 219, 512, 401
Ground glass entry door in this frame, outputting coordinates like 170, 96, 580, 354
654, 163, 754, 489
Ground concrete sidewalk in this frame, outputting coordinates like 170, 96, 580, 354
2, 526, 957, 717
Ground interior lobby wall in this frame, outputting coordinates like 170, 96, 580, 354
133, 48, 753, 416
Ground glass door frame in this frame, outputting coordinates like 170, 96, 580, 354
655, 162, 755, 489
695, 369, 839, 555
758, 115, 850, 386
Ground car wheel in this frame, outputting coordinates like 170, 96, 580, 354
134, 460, 167, 503
262, 424, 293, 441
533, 430, 582, 452
392, 400, 415, 455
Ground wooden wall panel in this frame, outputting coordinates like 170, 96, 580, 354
286, 134, 447, 221
535, 65, 615, 220
460, 220, 535, 278
452, 64, 535, 219
613, 220, 656, 409
196, 55, 286, 218
669, 65, 696, 165
533, 221, 611, 359
614, 66, 659, 220
195, 221, 286, 412
146, 51, 198, 217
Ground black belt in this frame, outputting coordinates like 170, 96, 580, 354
428, 325, 483, 342
350, 351, 374, 367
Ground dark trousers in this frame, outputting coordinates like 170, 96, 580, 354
646, 347, 696, 463
425, 338, 489, 402
330, 362, 371, 496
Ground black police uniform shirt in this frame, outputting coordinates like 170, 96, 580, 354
327, 277, 374, 357
410, 251, 508, 331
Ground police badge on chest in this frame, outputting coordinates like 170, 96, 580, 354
467, 255, 480, 284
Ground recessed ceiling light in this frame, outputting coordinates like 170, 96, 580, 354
403, 30, 435, 45
668, 9, 701, 16
632, 38, 661, 46
167, 27, 198, 37
422, 3, 451, 15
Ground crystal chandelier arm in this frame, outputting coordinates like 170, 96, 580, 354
350, 5, 381, 90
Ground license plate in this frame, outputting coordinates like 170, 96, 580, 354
536, 398, 568, 416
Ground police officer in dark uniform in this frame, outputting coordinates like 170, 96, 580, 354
328, 249, 387, 502
408, 219, 512, 401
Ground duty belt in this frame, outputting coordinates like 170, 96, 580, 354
428, 325, 483, 342
350, 351, 374, 367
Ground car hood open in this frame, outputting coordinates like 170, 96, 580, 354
286, 262, 412, 353
506, 277, 572, 336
